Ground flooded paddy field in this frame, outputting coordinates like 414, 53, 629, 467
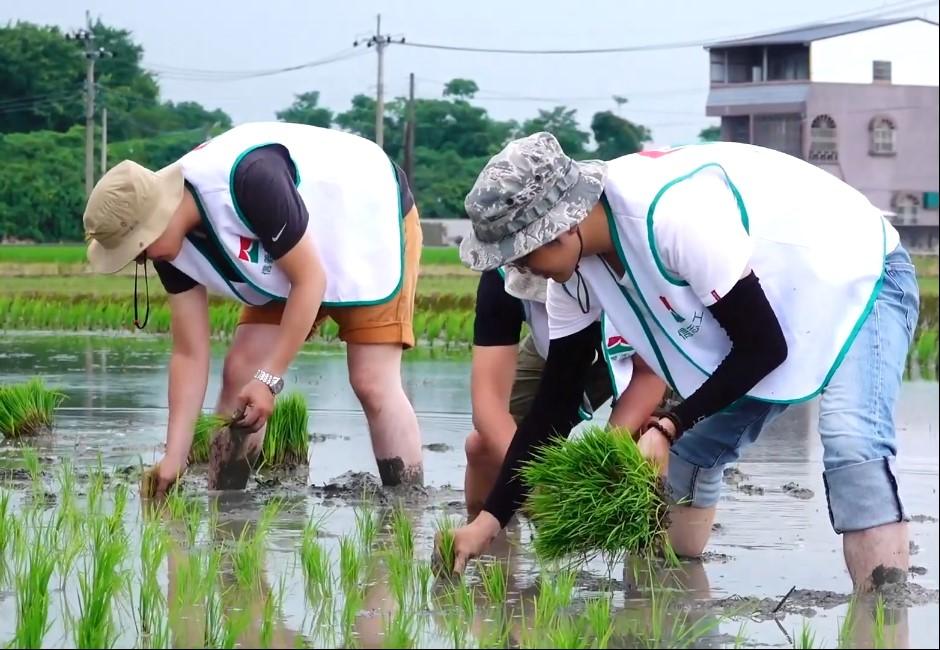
1, 332, 937, 648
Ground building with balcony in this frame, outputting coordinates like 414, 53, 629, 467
705, 17, 939, 253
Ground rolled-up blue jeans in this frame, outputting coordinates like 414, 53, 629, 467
666, 244, 920, 534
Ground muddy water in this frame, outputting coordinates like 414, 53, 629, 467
1, 332, 938, 648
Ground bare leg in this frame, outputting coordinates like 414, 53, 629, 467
844, 521, 909, 592
346, 342, 423, 486
667, 505, 716, 558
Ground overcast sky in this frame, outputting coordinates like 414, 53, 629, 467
3, 0, 938, 145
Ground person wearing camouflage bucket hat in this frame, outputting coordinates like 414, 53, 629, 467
446, 137, 916, 591
459, 131, 606, 274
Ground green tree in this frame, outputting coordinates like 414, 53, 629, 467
591, 111, 651, 159
520, 106, 590, 156
0, 22, 85, 133
442, 79, 479, 99
275, 91, 333, 128
698, 125, 721, 142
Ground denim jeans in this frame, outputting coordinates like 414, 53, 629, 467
666, 244, 920, 533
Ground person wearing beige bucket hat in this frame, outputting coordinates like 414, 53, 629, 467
463, 264, 666, 519
440, 131, 917, 593
83, 121, 426, 496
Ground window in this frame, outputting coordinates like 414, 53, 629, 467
869, 116, 896, 155
808, 114, 838, 162
873, 60, 892, 82
710, 49, 726, 83
891, 192, 920, 225
753, 113, 802, 158
766, 45, 811, 81
722, 115, 750, 143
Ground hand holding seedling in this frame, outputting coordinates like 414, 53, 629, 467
439, 511, 501, 575
235, 378, 275, 432
140, 455, 184, 499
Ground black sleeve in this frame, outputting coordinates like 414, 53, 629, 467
670, 271, 788, 433
153, 260, 198, 295
473, 270, 526, 347
231, 144, 309, 260
482, 320, 603, 527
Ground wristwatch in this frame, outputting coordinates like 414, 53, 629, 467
253, 369, 284, 395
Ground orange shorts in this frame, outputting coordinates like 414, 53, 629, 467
237, 206, 422, 349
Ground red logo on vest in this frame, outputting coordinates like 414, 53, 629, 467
238, 236, 260, 263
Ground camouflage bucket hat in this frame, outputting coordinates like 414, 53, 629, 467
459, 131, 607, 272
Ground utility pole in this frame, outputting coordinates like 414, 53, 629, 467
67, 11, 113, 197
100, 107, 108, 174
404, 72, 416, 185
353, 15, 404, 150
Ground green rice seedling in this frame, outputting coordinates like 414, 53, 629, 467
165, 491, 203, 546
837, 596, 858, 649
415, 560, 433, 610
56, 458, 81, 535
21, 446, 42, 490
520, 426, 671, 564
544, 615, 590, 649
354, 501, 379, 553
390, 502, 414, 560
0, 491, 12, 586
0, 378, 65, 438
262, 391, 310, 467
386, 549, 412, 608
479, 559, 508, 605
733, 622, 749, 649
872, 595, 886, 649
191, 412, 227, 464
260, 576, 286, 649
458, 578, 475, 622
643, 574, 724, 649
86, 459, 107, 517
794, 618, 817, 649
139, 518, 169, 637
442, 603, 469, 649
434, 513, 458, 576
339, 534, 361, 594
74, 517, 128, 649
53, 515, 84, 592
231, 522, 266, 591
582, 596, 613, 649
13, 523, 57, 649
300, 518, 332, 600
382, 608, 417, 649
340, 585, 363, 647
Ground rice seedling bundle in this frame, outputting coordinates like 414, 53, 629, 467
519, 426, 671, 564
190, 413, 228, 464
262, 392, 309, 467
0, 378, 65, 438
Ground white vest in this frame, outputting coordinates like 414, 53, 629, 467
506, 273, 635, 399
169, 122, 404, 306
580, 142, 894, 404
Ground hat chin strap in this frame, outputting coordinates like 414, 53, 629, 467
133, 260, 150, 330
573, 227, 591, 315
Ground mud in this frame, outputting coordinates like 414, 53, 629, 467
311, 470, 432, 504
911, 541, 921, 555
701, 551, 733, 563
738, 483, 765, 496
910, 565, 928, 575
910, 514, 939, 523
423, 442, 453, 452
722, 466, 749, 485
375, 456, 425, 488
207, 424, 256, 491
872, 564, 908, 589
781, 482, 815, 499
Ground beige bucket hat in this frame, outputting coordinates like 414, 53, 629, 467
83, 160, 184, 274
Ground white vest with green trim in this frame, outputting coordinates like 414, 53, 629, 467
169, 121, 404, 306
580, 142, 894, 404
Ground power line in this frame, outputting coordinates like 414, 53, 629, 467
399, 0, 938, 55
145, 48, 367, 82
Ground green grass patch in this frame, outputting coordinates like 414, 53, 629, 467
420, 246, 463, 266
0, 244, 87, 264
0, 378, 65, 438
520, 426, 672, 565
919, 276, 939, 296
262, 391, 309, 467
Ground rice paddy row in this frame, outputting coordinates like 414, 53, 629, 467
0, 294, 477, 348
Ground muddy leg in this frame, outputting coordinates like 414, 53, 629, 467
347, 342, 423, 486
844, 522, 910, 592
209, 324, 277, 490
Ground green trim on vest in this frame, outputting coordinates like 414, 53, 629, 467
599, 315, 620, 402
646, 162, 750, 286
606, 190, 888, 405
208, 149, 406, 308
186, 182, 266, 305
